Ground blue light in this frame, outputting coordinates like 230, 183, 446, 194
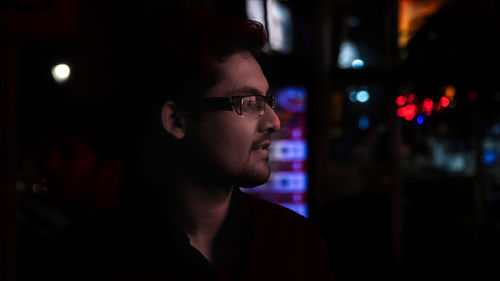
358, 115, 370, 130
346, 17, 360, 27
356, 90, 370, 103
281, 203, 308, 217
349, 91, 358, 102
276, 87, 307, 113
449, 155, 466, 172
483, 150, 499, 165
490, 123, 500, 136
272, 140, 307, 161
416, 115, 424, 125
352, 59, 364, 69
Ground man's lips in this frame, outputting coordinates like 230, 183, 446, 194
254, 141, 271, 150
251, 139, 271, 150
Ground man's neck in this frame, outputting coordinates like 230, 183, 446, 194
172, 178, 234, 263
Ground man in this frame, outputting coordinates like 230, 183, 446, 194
159, 49, 280, 261
70, 12, 334, 281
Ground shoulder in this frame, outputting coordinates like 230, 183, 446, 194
240, 191, 325, 247
239, 192, 335, 280
241, 191, 308, 225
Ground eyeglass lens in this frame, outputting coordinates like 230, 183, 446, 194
240, 96, 267, 117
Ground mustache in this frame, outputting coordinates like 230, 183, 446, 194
251, 134, 272, 149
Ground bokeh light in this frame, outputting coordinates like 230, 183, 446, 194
356, 90, 370, 103
440, 96, 450, 108
423, 98, 434, 112
51, 64, 71, 83
352, 59, 365, 69
416, 115, 424, 125
396, 95, 407, 106
444, 85, 455, 100
358, 115, 370, 130
407, 93, 416, 103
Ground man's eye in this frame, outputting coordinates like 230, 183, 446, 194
245, 99, 256, 106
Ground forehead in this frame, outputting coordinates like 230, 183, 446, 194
204, 51, 269, 98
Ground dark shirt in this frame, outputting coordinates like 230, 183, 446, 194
23, 188, 334, 281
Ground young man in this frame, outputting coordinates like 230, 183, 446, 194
67, 13, 334, 281
160, 49, 280, 261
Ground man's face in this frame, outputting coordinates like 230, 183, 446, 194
183, 51, 281, 188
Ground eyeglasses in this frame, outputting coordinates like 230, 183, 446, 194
200, 95, 275, 118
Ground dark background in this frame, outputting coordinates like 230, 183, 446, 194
2, 0, 500, 280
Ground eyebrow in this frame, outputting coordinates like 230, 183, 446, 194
225, 86, 269, 96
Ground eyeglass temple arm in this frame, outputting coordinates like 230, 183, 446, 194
202, 98, 234, 111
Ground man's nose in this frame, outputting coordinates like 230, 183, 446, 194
260, 105, 281, 133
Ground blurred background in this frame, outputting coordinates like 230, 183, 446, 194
2, 0, 500, 280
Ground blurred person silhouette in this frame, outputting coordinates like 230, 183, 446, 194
50, 12, 334, 281
16, 103, 126, 281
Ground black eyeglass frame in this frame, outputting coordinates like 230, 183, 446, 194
200, 95, 275, 117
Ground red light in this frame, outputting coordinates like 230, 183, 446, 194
405, 104, 417, 121
408, 104, 417, 116
397, 104, 418, 121
396, 95, 407, 106
423, 98, 434, 111
467, 90, 478, 102
397, 107, 405, 117
407, 94, 416, 103
404, 113, 414, 121
440, 96, 450, 108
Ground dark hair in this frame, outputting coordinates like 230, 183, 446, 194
128, 12, 267, 115
154, 12, 267, 105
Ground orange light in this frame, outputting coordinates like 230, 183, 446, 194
396, 95, 407, 106
440, 96, 450, 108
423, 98, 434, 111
444, 85, 455, 100
398, 0, 448, 48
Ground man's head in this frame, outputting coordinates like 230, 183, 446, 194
138, 13, 280, 188
162, 50, 281, 188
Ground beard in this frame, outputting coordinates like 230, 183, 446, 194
235, 160, 271, 188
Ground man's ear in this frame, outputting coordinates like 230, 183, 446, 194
161, 101, 187, 140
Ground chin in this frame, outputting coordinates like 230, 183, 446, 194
238, 167, 271, 188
